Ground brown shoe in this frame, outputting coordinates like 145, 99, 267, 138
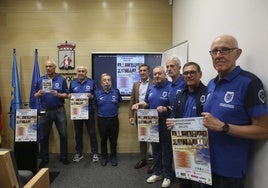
134, 159, 147, 169
147, 164, 154, 174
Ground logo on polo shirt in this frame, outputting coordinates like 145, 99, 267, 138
162, 91, 168, 98
224, 91, 234, 103
55, 83, 60, 89
85, 85, 91, 92
200, 95, 206, 103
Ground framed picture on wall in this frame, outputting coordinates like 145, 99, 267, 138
58, 49, 75, 70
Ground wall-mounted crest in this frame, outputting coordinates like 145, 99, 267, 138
57, 41, 76, 70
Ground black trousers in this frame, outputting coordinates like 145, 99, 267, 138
97, 116, 119, 159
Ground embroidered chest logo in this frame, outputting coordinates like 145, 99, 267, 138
112, 96, 116, 102
162, 91, 168, 98
54, 83, 60, 89
85, 85, 91, 92
224, 91, 234, 103
200, 95, 206, 103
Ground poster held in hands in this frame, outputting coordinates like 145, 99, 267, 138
171, 117, 212, 185
137, 109, 159, 143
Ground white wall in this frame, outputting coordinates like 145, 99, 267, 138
172, 0, 268, 187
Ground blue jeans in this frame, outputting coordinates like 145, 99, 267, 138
201, 173, 244, 188
39, 106, 68, 160
152, 118, 174, 179
73, 113, 98, 155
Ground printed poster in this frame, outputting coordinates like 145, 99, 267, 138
70, 93, 89, 120
15, 109, 38, 142
137, 109, 159, 143
170, 117, 212, 185
116, 55, 143, 96
42, 79, 52, 92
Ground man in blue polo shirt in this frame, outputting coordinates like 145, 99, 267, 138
201, 35, 268, 188
167, 62, 207, 188
69, 65, 99, 163
94, 73, 122, 167
34, 59, 70, 168
166, 56, 185, 106
137, 66, 173, 188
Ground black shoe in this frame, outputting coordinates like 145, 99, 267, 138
134, 159, 147, 169
60, 157, 70, 165
147, 164, 154, 174
111, 158, 118, 167
101, 157, 108, 166
39, 160, 49, 169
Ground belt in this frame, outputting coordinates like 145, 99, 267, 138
45, 105, 64, 111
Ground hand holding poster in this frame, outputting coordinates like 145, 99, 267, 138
137, 109, 159, 143
170, 117, 212, 185
42, 79, 52, 92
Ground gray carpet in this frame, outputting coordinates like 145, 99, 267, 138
46, 153, 179, 188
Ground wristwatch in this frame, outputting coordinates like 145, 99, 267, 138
222, 123, 230, 133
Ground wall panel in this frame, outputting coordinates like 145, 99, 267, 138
0, 0, 172, 154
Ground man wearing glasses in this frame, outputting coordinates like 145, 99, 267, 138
166, 62, 207, 188
202, 35, 268, 188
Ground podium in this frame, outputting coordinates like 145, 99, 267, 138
14, 109, 39, 174
14, 142, 38, 174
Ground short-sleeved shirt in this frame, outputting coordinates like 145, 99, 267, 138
168, 75, 185, 106
145, 79, 171, 118
95, 87, 122, 117
36, 74, 69, 109
69, 77, 96, 113
204, 66, 267, 178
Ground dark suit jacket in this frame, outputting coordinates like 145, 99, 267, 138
129, 79, 154, 125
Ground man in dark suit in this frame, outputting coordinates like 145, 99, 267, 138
129, 64, 154, 171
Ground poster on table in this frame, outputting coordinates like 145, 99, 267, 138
170, 117, 212, 185
15, 109, 38, 142
70, 93, 89, 120
137, 109, 159, 143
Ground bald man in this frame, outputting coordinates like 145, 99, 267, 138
201, 35, 268, 188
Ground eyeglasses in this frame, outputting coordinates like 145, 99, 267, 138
183, 70, 197, 76
209, 48, 237, 56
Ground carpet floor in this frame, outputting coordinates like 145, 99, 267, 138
44, 153, 180, 188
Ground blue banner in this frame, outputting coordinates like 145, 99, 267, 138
10, 50, 22, 130
29, 50, 40, 109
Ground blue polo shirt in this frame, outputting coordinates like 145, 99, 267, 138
94, 87, 122, 117
36, 74, 69, 109
69, 77, 96, 113
204, 66, 267, 178
145, 79, 171, 118
169, 75, 185, 106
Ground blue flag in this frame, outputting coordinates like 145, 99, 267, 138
29, 50, 40, 109
10, 50, 22, 130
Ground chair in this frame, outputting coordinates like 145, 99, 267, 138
0, 149, 50, 188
